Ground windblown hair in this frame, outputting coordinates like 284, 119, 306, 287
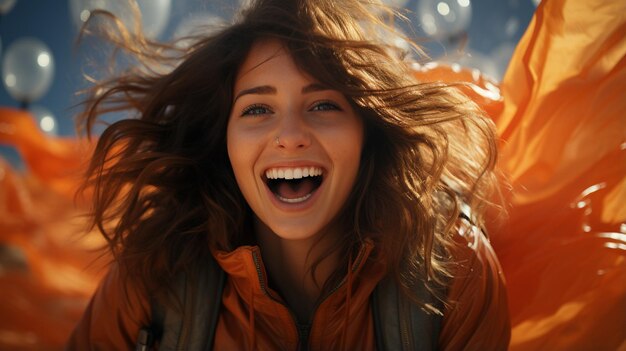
78, 0, 499, 312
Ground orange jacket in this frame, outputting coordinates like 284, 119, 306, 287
67, 227, 510, 350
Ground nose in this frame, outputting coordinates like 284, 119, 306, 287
274, 113, 311, 150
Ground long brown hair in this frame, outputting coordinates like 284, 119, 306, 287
78, 0, 499, 311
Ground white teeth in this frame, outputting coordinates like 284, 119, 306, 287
276, 193, 312, 203
294, 168, 303, 179
265, 166, 323, 180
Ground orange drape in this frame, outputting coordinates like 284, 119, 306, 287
0, 109, 105, 349
492, 0, 626, 349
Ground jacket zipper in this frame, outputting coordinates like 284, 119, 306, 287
398, 294, 411, 350
177, 273, 194, 351
297, 324, 311, 351
251, 250, 303, 348
251, 246, 368, 350
399, 314, 410, 351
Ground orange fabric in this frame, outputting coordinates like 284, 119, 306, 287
64, 234, 508, 350
415, 1, 626, 348
0, 108, 105, 350
440, 221, 511, 349
66, 262, 151, 350
493, 0, 626, 350
211, 242, 384, 350
0, 108, 92, 200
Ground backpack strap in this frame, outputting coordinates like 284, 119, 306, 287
140, 253, 225, 351
372, 203, 482, 350
372, 275, 443, 351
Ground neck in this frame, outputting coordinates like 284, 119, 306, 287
254, 219, 341, 323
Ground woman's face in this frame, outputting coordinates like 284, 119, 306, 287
227, 39, 364, 241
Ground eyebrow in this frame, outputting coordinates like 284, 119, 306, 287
233, 83, 331, 103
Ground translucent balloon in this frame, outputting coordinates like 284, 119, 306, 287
375, 26, 412, 58
0, 0, 17, 15
68, 0, 171, 39
2, 38, 55, 103
173, 12, 226, 49
137, 0, 171, 39
381, 0, 409, 8
238, 0, 253, 11
490, 42, 516, 81
28, 105, 58, 136
439, 49, 499, 81
417, 0, 472, 40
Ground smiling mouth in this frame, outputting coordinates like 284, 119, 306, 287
264, 167, 324, 204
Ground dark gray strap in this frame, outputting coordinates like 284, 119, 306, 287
149, 253, 225, 351
372, 276, 442, 351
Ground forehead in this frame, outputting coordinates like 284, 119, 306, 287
235, 39, 311, 85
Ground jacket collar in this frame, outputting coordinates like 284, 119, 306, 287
212, 239, 382, 303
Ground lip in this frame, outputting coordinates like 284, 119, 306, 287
260, 161, 327, 212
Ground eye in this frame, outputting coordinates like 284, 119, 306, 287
310, 101, 342, 112
241, 104, 273, 116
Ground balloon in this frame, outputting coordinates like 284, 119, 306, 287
68, 0, 171, 39
238, 0, 253, 9
28, 105, 58, 136
490, 42, 516, 81
438, 49, 499, 81
417, 0, 472, 40
381, 0, 409, 8
375, 26, 411, 55
137, 0, 171, 39
173, 12, 226, 49
0, 0, 16, 15
2, 38, 55, 104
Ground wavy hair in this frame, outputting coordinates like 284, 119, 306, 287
78, 0, 499, 312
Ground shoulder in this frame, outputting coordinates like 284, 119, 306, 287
66, 262, 151, 350
439, 216, 511, 350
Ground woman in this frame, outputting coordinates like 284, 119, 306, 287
68, 0, 510, 349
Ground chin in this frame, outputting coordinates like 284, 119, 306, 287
270, 225, 322, 241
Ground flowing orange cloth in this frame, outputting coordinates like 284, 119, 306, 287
0, 0, 624, 349
0, 109, 105, 349
416, 1, 626, 349
492, 0, 626, 349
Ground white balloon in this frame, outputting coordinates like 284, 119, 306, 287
0, 0, 17, 15
173, 12, 226, 49
69, 0, 171, 39
417, 0, 472, 40
450, 49, 499, 81
491, 42, 516, 81
238, 0, 253, 10
2, 38, 55, 103
375, 26, 412, 55
28, 105, 58, 136
382, 0, 409, 8
137, 0, 171, 39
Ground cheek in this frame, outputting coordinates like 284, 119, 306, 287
226, 121, 267, 204
327, 122, 364, 189
338, 121, 364, 168
226, 120, 249, 186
